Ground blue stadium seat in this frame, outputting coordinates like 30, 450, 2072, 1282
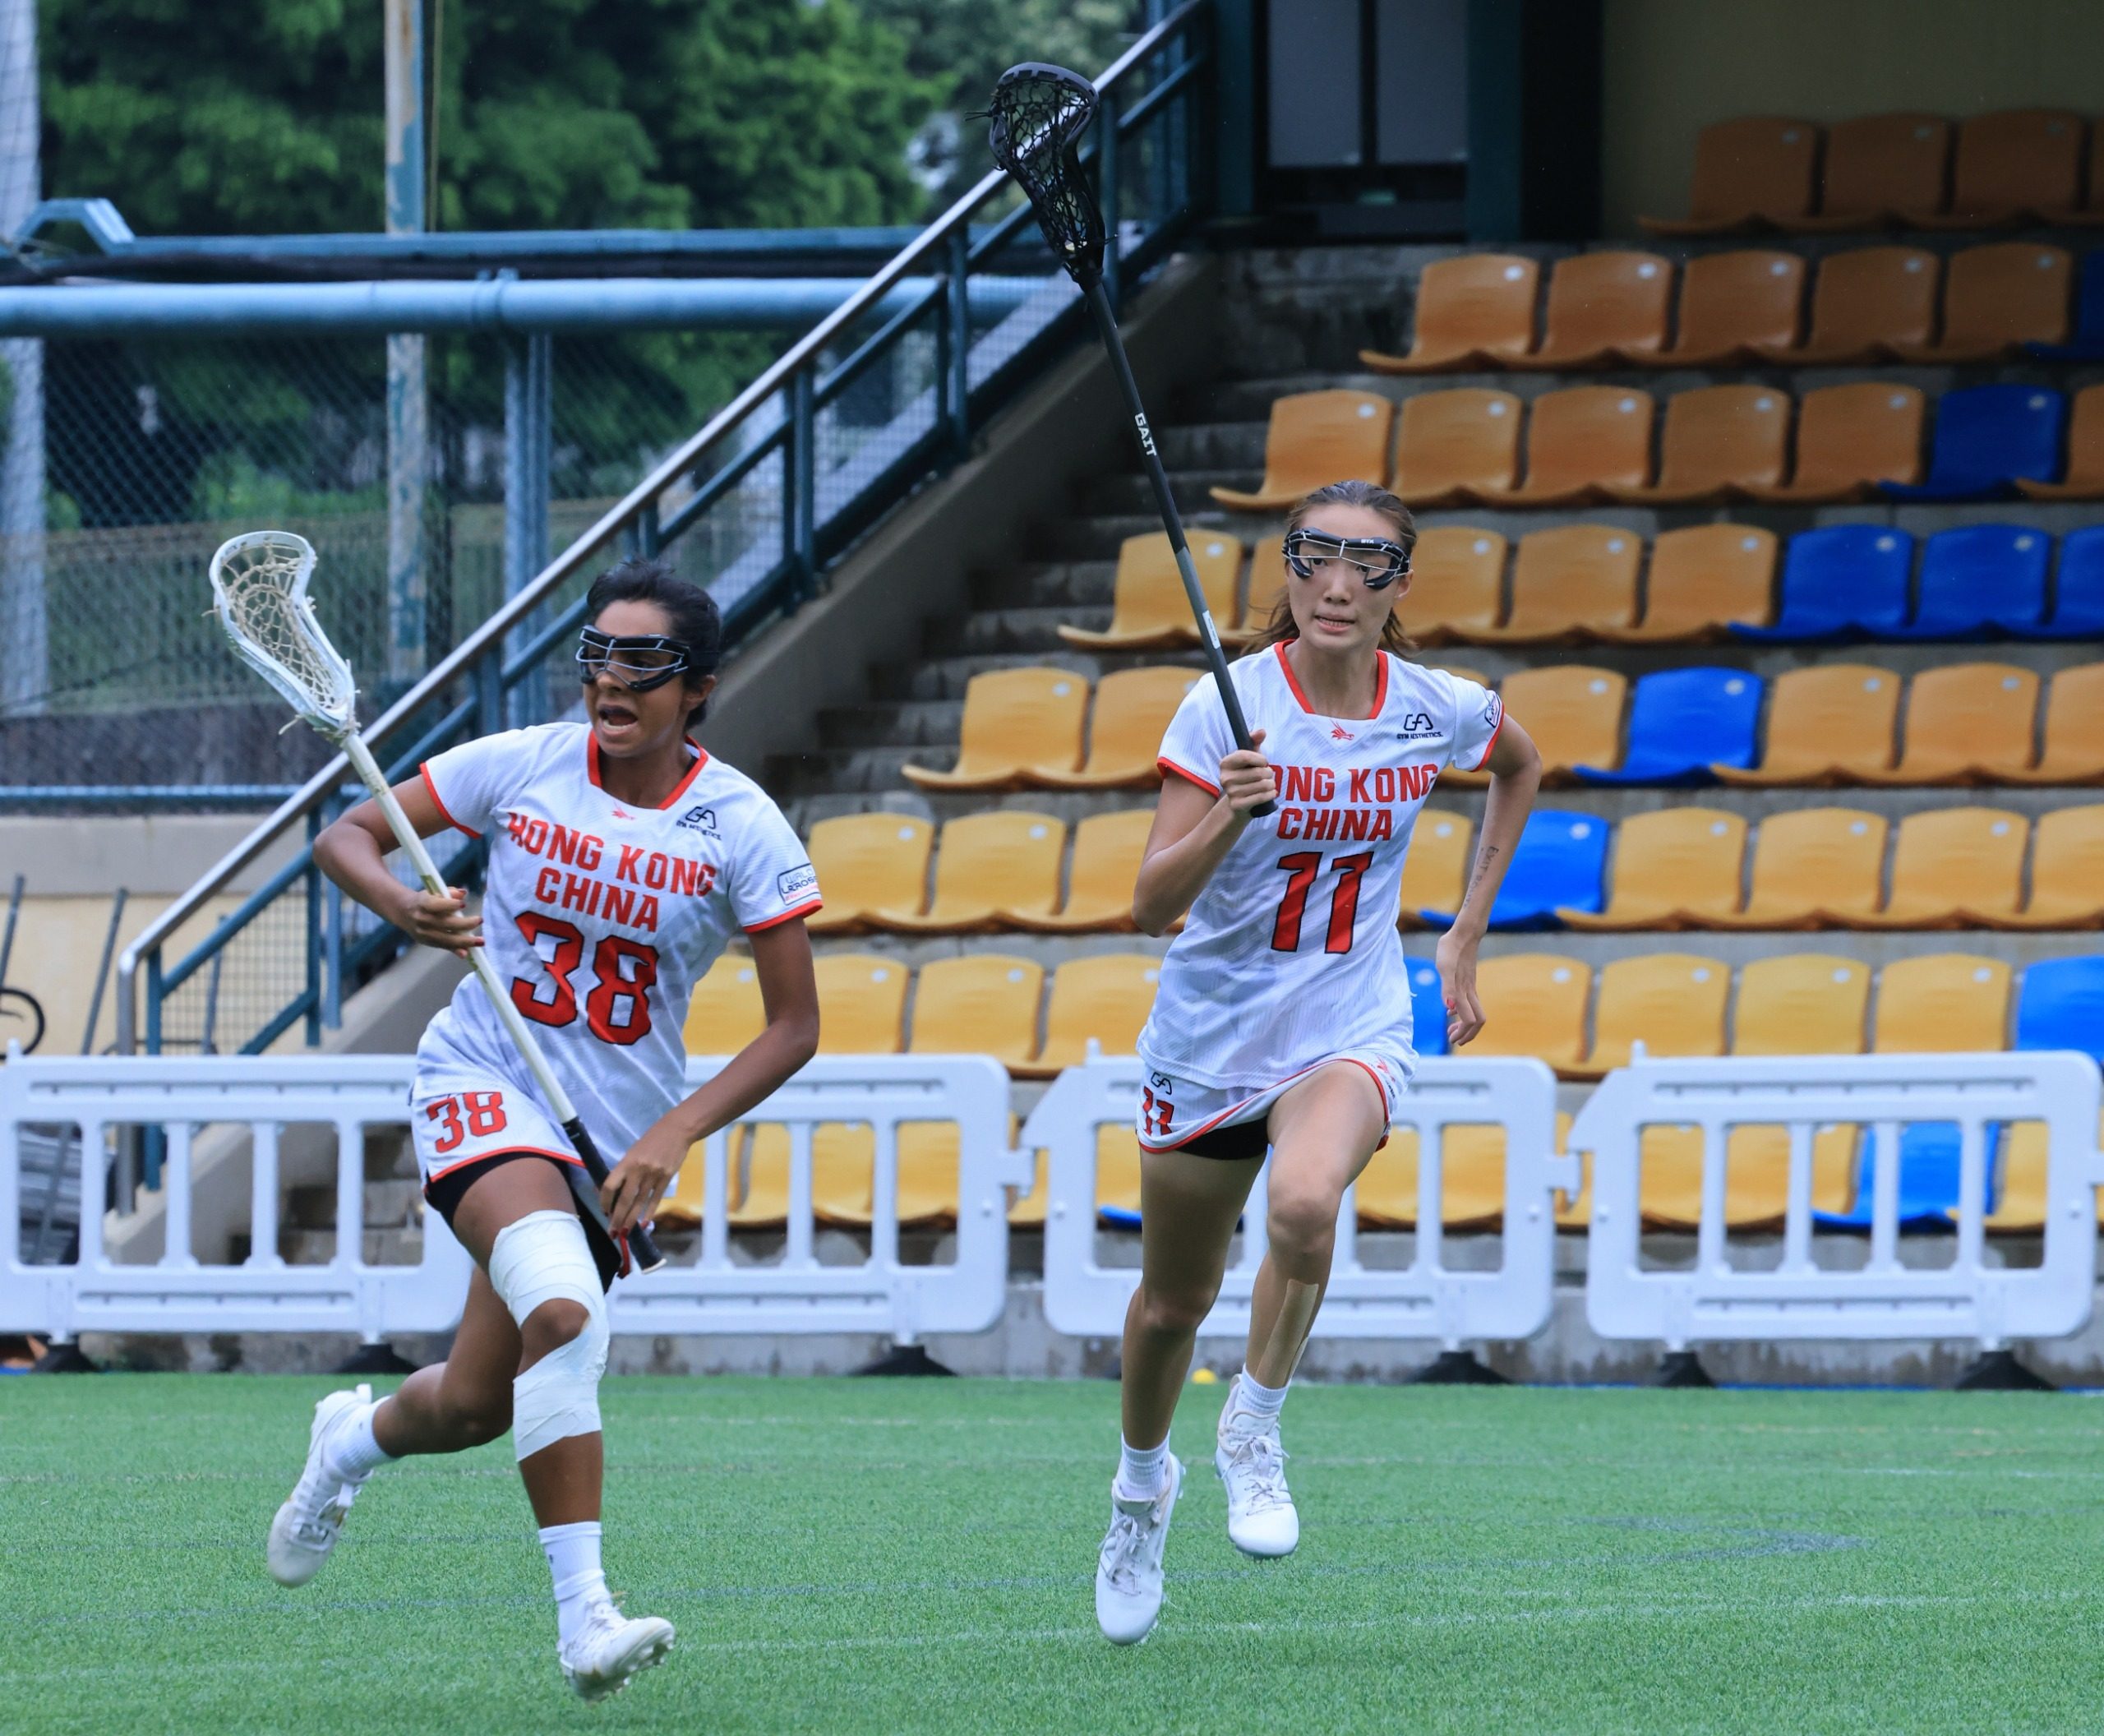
2014, 954, 2104, 1063
1879, 385, 2066, 501
1423, 810, 1608, 930
1816, 1124, 1979, 1230
2037, 526, 2104, 638
2028, 248, 2104, 361
1733, 526, 1913, 641
1410, 960, 1449, 1057
1888, 524, 2051, 638
1574, 667, 1763, 785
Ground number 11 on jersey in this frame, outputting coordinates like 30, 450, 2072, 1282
1269, 850, 1374, 955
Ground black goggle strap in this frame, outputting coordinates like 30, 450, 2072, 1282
575, 626, 693, 693
1282, 528, 1411, 589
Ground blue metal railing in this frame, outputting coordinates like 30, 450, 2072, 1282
118, 2, 1211, 1064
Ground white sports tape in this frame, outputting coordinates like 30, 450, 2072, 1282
487, 1209, 608, 1461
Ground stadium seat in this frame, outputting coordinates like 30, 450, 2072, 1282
1211, 389, 1394, 510
902, 667, 1089, 790
1396, 810, 1472, 930
1359, 254, 1539, 373
1463, 667, 1625, 787
1574, 667, 1762, 786
1977, 803, 2104, 929
1873, 954, 2012, 1052
1888, 243, 2072, 362
1389, 527, 1507, 644
1558, 808, 1746, 931
2015, 383, 2104, 501
907, 954, 1044, 1071
1904, 108, 2086, 227
1028, 666, 1201, 788
866, 810, 1064, 932
1594, 525, 1778, 644
1423, 810, 1608, 929
1974, 1113, 2104, 1235
1355, 1124, 1509, 1229
2000, 666, 2104, 787
1816, 1122, 1986, 1232
1857, 663, 2040, 785
1460, 524, 1639, 644
1465, 388, 1653, 507
2015, 954, 2104, 1064
2042, 119, 2104, 224
1738, 383, 1925, 504
1889, 525, 2051, 639
1565, 953, 1730, 1078
1639, 117, 1818, 234
1095, 1125, 1146, 1224
1057, 532, 1243, 650
1004, 808, 1156, 932
1756, 247, 1938, 364
1714, 664, 1901, 787
1733, 525, 1912, 640
1465, 953, 1590, 1070
2037, 525, 2104, 637
1878, 385, 2065, 502
745, 1120, 964, 1230
1013, 953, 1161, 1079
1733, 954, 1871, 1054
1781, 113, 1951, 231
1527, 252, 1673, 368
684, 953, 764, 1054
1699, 808, 1886, 930
1638, 1123, 1859, 1230
2028, 250, 2104, 358
803, 814, 934, 935
1388, 389, 1521, 507
813, 953, 910, 1053
1839, 806, 2028, 929
1602, 385, 1789, 505
1408, 958, 1449, 1057
1243, 536, 1287, 628
1634, 250, 1803, 367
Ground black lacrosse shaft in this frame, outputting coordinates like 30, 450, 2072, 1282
1081, 279, 1276, 818
562, 1115, 667, 1274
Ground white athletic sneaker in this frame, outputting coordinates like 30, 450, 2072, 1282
1216, 1378, 1299, 1558
1095, 1454, 1183, 1645
559, 1604, 676, 1701
266, 1383, 376, 1587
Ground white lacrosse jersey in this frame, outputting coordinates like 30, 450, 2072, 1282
413, 722, 820, 1160
1139, 644, 1502, 1088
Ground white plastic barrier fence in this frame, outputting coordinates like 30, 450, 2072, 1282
1572, 1050, 2104, 1353
1024, 1055, 1566, 1345
0, 1055, 471, 1347
608, 1053, 1025, 1341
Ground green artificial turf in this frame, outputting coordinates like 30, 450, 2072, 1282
4, 1375, 2103, 1734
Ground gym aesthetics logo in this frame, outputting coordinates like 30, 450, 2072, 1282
1393, 710, 1437, 742
1133, 412, 1156, 456
676, 805, 719, 837
777, 863, 818, 901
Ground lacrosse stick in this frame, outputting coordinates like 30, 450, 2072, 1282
209, 529, 664, 1275
988, 62, 1274, 816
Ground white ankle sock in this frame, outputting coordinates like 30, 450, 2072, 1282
323, 1399, 396, 1481
1117, 1436, 1170, 1500
540, 1521, 610, 1647
1233, 1369, 1290, 1424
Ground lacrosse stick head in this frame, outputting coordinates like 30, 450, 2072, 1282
986, 62, 1105, 289
208, 529, 359, 741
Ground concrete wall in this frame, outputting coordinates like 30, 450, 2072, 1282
1601, 0, 2104, 235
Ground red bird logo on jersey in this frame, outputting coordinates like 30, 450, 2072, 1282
1330, 724, 1354, 741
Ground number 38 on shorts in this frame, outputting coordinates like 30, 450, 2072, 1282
409, 1083, 578, 1188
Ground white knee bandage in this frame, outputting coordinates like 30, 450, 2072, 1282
487, 1209, 608, 1461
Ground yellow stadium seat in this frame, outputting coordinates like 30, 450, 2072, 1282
741, 1121, 962, 1229
1636, 249, 1804, 367
1390, 526, 1507, 644
1566, 953, 1730, 1079
1464, 524, 1641, 644
656, 1132, 724, 1229
1858, 664, 2041, 787
1006, 808, 1155, 934
902, 667, 1090, 791
1889, 242, 2072, 363
866, 810, 1064, 933
1903, 108, 2086, 228
1028, 666, 1202, 790
1974, 1114, 2104, 1234
813, 953, 908, 1053
803, 814, 934, 935
1096, 1124, 1144, 1218
1640, 116, 1818, 234
1781, 113, 1951, 232
2000, 663, 2104, 785
1740, 382, 1926, 504
1755, 247, 1939, 366
1388, 389, 1522, 508
1699, 809, 1885, 930
1839, 807, 2027, 930
1560, 808, 1746, 931
684, 953, 764, 1054
1354, 1124, 1508, 1229
1239, 535, 1289, 632
1397, 810, 1471, 930
1211, 390, 1395, 511
1058, 532, 1244, 650
1714, 664, 1900, 787
1466, 387, 1654, 508
907, 953, 1044, 1071
1977, 803, 2104, 930
1640, 1124, 1858, 1229
1602, 385, 1790, 506
1013, 953, 1161, 1079
1530, 252, 1674, 368
1483, 666, 1625, 787
1731, 954, 1871, 1055
1359, 254, 1540, 373
1469, 953, 1590, 1072
1872, 955, 2012, 1053
1594, 525, 1777, 644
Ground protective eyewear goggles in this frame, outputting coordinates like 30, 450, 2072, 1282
1283, 527, 1410, 590
575, 626, 693, 692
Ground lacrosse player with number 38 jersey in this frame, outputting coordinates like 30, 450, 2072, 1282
273, 557, 822, 1703
1093, 481, 1543, 1646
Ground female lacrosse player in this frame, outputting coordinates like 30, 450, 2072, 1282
1093, 479, 1542, 1644
275, 556, 821, 1701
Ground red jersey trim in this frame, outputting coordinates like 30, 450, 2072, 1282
1271, 641, 1389, 722
1157, 755, 1221, 796
745, 897, 824, 935
1469, 704, 1506, 773
586, 733, 711, 809
418, 764, 481, 838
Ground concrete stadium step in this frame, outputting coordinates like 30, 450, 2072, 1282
809, 930, 1170, 972
925, 606, 1128, 657
816, 700, 962, 750
873, 649, 1198, 702
968, 561, 1118, 609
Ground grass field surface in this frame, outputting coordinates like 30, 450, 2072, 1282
5, 1374, 2103, 1734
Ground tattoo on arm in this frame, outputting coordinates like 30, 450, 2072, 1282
1463, 844, 1501, 907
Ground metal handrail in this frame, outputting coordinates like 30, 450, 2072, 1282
116, 1, 1207, 1055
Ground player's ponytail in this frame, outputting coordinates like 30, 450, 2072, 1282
1248, 479, 1419, 657
584, 556, 724, 726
